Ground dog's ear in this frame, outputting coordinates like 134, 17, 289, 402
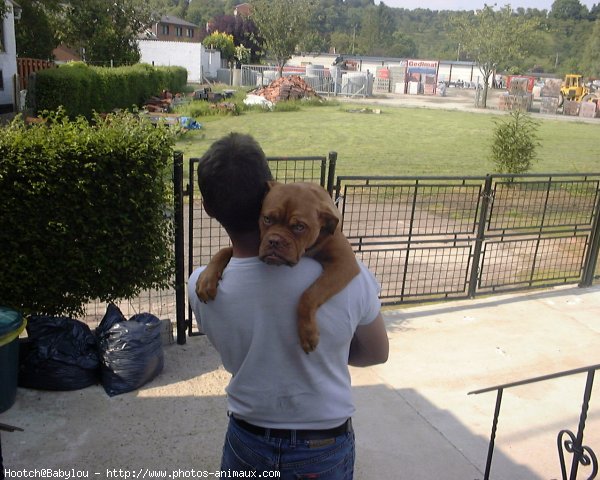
264, 180, 279, 199
318, 202, 340, 235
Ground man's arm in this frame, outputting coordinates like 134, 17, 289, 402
348, 312, 389, 367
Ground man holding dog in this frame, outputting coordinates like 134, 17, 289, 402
188, 132, 388, 479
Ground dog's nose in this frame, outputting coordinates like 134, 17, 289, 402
268, 237, 280, 248
267, 234, 284, 248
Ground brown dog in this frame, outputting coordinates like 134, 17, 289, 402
196, 181, 360, 353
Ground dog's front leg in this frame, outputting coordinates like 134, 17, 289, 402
195, 247, 233, 302
297, 259, 359, 353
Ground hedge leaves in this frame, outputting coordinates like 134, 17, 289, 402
0, 110, 177, 316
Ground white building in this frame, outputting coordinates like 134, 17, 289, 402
138, 39, 221, 84
0, 0, 19, 111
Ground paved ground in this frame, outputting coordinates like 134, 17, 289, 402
338, 87, 600, 124
2, 284, 599, 479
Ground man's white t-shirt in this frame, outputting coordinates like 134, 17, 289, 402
188, 256, 381, 430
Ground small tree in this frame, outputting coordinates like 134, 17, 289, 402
203, 31, 236, 65
490, 111, 540, 174
234, 44, 252, 68
251, 0, 316, 76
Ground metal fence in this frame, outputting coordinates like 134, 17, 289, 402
335, 173, 600, 306
83, 158, 600, 344
240, 65, 373, 98
469, 363, 600, 480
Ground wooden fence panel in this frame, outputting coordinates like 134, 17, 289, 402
17, 58, 56, 90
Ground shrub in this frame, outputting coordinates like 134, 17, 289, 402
0, 109, 177, 316
32, 63, 188, 118
490, 110, 540, 174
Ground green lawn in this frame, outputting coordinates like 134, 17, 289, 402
175, 101, 600, 177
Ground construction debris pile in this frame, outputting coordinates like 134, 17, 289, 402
250, 75, 321, 103
143, 90, 184, 113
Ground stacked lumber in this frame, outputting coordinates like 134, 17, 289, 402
498, 93, 532, 111
508, 78, 529, 95
540, 96, 559, 115
579, 101, 598, 118
144, 90, 179, 113
374, 77, 390, 93
563, 100, 580, 116
251, 75, 321, 103
540, 79, 561, 98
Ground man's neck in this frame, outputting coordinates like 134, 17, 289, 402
228, 229, 261, 258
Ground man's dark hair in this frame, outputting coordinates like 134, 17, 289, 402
198, 132, 273, 233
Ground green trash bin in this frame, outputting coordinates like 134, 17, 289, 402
0, 307, 26, 413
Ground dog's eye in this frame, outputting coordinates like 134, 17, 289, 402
263, 216, 272, 225
292, 223, 305, 233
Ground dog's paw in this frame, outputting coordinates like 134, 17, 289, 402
195, 271, 220, 303
298, 319, 320, 354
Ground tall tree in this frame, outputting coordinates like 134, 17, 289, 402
14, 0, 61, 59
450, 5, 539, 108
251, 0, 317, 75
61, 0, 154, 65
357, 3, 395, 56
185, 0, 225, 34
582, 19, 600, 76
550, 0, 588, 20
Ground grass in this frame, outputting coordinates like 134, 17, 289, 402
174, 97, 600, 178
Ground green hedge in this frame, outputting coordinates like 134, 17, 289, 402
32, 63, 188, 118
0, 110, 177, 316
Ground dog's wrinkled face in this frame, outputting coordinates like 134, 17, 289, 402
258, 182, 340, 266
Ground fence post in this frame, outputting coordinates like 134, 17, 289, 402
580, 189, 600, 287
173, 151, 187, 345
327, 151, 337, 196
469, 175, 493, 298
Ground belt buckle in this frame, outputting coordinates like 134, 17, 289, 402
307, 437, 336, 448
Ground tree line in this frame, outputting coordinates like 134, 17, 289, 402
11, 0, 600, 78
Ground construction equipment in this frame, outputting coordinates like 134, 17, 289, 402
559, 74, 599, 106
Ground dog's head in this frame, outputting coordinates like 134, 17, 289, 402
258, 181, 340, 266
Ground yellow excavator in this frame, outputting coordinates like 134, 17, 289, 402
559, 74, 599, 106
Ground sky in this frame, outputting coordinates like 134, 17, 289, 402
377, 0, 597, 10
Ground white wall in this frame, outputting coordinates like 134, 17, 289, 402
437, 62, 482, 85
0, 0, 18, 108
138, 39, 221, 83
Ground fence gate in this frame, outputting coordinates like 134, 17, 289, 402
184, 153, 338, 338
335, 173, 600, 305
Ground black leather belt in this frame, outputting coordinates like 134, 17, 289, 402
232, 416, 352, 441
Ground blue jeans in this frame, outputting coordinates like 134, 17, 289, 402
220, 417, 355, 479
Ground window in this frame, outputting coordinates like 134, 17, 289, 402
0, 70, 4, 91
0, 20, 5, 52
161, 24, 169, 35
175, 26, 183, 37
187, 28, 194, 38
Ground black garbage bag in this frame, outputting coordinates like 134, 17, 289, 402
18, 316, 100, 390
96, 303, 164, 397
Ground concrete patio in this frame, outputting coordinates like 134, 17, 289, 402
1, 284, 600, 479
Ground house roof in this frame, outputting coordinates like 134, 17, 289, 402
159, 15, 199, 28
234, 3, 252, 16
